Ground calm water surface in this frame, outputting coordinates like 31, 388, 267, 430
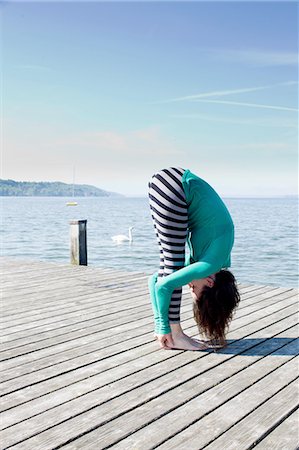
1, 196, 298, 288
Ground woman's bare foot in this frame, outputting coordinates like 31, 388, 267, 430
179, 332, 210, 349
168, 324, 209, 351
167, 334, 208, 351
154, 331, 207, 351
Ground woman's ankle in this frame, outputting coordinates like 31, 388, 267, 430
170, 323, 184, 336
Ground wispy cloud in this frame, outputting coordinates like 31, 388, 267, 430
56, 126, 183, 158
199, 141, 296, 154
193, 99, 298, 112
170, 113, 297, 128
12, 64, 56, 73
208, 49, 298, 66
155, 81, 297, 104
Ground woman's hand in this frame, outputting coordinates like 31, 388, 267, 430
154, 324, 209, 351
154, 333, 174, 349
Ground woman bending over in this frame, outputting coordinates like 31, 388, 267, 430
148, 167, 240, 351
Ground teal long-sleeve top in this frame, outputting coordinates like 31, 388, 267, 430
149, 169, 235, 335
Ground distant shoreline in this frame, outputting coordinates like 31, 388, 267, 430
0, 180, 297, 199
1, 195, 297, 199
0, 179, 122, 197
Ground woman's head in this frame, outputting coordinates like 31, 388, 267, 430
192, 269, 240, 341
188, 274, 216, 301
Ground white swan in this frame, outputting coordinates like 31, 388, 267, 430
111, 227, 134, 243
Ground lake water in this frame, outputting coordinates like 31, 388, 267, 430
1, 196, 298, 288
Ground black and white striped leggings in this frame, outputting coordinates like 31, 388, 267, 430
148, 167, 188, 323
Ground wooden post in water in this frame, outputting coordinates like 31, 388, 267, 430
70, 220, 87, 265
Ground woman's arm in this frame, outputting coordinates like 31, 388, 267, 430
151, 234, 232, 335
149, 273, 174, 347
155, 260, 221, 335
148, 272, 160, 333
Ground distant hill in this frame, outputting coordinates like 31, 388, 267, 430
0, 180, 122, 197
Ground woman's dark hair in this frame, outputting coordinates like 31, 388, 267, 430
193, 269, 240, 342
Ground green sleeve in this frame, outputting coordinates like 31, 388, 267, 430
148, 273, 161, 334
150, 234, 232, 335
155, 260, 220, 334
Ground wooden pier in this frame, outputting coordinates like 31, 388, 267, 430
0, 258, 298, 450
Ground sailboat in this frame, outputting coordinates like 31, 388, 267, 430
66, 200, 78, 206
66, 166, 78, 206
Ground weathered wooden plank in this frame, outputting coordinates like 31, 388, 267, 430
0, 305, 197, 374
1, 307, 147, 350
3, 288, 296, 348
0, 280, 293, 325
0, 261, 139, 280
1, 272, 147, 307
252, 407, 299, 450
1, 324, 297, 432
1, 267, 145, 294
0, 291, 204, 357
1, 292, 298, 370
0, 262, 278, 308
0, 281, 151, 336
1, 268, 89, 288
1, 297, 297, 408
0, 309, 152, 364
229, 295, 298, 333
5, 268, 142, 301
0, 279, 259, 323
2, 287, 295, 357
3, 288, 294, 383
0, 264, 110, 285
0, 264, 103, 286
0, 277, 149, 321
100, 355, 298, 450
1, 300, 297, 397
0, 280, 284, 330
237, 286, 296, 312
0, 261, 141, 283
148, 357, 298, 450
227, 303, 297, 340
5, 341, 297, 450
0, 257, 118, 276
204, 380, 299, 450
1, 298, 292, 381
1, 298, 195, 370
0, 259, 297, 450
0, 288, 151, 340
0, 309, 198, 395
0, 258, 66, 272
1, 321, 297, 447
0, 287, 259, 344
1, 273, 137, 302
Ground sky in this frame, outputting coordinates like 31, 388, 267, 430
2, 1, 298, 196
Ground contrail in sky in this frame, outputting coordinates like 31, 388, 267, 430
155, 81, 297, 103
193, 99, 298, 112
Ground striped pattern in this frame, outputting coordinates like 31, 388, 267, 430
148, 168, 188, 323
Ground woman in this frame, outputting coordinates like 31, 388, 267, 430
148, 167, 240, 351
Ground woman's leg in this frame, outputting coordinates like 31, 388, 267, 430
148, 168, 207, 350
148, 167, 188, 325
